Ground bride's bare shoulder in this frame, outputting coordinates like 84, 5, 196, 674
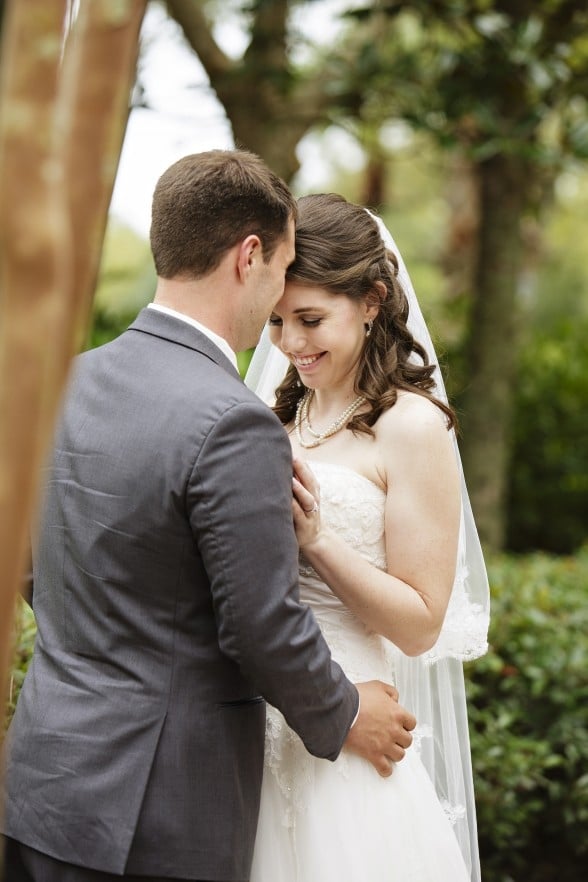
380, 389, 447, 428
373, 392, 456, 486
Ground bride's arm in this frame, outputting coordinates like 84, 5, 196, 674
294, 399, 460, 657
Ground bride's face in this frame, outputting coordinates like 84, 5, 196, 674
268, 282, 376, 391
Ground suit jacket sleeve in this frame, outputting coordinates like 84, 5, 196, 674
187, 398, 358, 761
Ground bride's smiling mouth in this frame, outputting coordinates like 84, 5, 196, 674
293, 353, 325, 369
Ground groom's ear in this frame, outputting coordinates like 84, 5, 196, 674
236, 234, 262, 282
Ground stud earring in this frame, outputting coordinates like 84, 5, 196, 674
365, 319, 374, 337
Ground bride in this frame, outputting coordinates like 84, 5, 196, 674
245, 194, 490, 882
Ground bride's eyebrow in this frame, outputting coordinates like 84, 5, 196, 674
292, 306, 323, 314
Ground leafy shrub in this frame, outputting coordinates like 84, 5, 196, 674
506, 318, 588, 554
467, 549, 588, 882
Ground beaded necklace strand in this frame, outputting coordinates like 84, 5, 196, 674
295, 389, 365, 449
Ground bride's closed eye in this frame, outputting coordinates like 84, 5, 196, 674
268, 316, 323, 327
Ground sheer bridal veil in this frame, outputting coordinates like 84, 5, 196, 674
245, 211, 490, 882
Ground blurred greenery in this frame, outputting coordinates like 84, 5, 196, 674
507, 316, 588, 553
524, 168, 588, 329
4, 599, 36, 735
506, 165, 588, 552
88, 218, 156, 349
467, 548, 588, 882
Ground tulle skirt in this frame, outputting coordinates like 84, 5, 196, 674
250, 596, 472, 882
250, 703, 470, 882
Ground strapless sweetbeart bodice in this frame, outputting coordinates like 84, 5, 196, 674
299, 462, 387, 600
297, 462, 396, 683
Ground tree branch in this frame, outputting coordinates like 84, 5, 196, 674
164, 0, 232, 80
245, 0, 289, 70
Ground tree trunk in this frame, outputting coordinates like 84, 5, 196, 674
361, 152, 387, 209
58, 0, 146, 354
459, 153, 528, 550
0, 0, 145, 755
165, 0, 329, 181
0, 0, 69, 727
441, 153, 479, 307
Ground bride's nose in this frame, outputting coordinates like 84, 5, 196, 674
279, 322, 306, 354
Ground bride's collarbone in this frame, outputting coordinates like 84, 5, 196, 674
288, 430, 386, 492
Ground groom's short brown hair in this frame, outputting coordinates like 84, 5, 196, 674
150, 149, 296, 280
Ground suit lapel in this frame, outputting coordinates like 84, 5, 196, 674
127, 307, 241, 379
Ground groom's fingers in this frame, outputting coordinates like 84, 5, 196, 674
374, 756, 395, 778
382, 683, 400, 703
346, 680, 416, 777
380, 683, 417, 735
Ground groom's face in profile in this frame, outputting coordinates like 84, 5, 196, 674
244, 218, 296, 348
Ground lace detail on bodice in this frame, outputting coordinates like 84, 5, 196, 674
298, 462, 387, 578
297, 463, 389, 684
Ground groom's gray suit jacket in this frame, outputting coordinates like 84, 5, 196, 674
3, 308, 358, 880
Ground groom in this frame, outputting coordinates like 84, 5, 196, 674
2, 150, 415, 882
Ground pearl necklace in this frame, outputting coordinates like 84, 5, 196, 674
295, 389, 365, 448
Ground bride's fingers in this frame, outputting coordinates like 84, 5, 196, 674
293, 457, 320, 501
292, 481, 322, 549
292, 477, 319, 515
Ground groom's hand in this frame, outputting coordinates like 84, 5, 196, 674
344, 681, 416, 777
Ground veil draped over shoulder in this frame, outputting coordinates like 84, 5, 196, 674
245, 212, 490, 882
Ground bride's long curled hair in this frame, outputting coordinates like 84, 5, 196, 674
273, 193, 456, 434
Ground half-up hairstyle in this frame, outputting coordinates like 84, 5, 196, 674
273, 193, 456, 434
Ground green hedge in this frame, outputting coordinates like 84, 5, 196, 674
5, 551, 588, 881
467, 549, 588, 881
506, 318, 588, 554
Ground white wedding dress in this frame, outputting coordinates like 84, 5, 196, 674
250, 462, 471, 882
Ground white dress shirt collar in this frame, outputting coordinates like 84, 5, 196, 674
147, 302, 238, 371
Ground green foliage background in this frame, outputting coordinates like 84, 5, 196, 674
505, 170, 588, 553
468, 550, 588, 882
506, 317, 588, 553
88, 218, 156, 349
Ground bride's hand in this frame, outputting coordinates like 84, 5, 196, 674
292, 457, 322, 549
